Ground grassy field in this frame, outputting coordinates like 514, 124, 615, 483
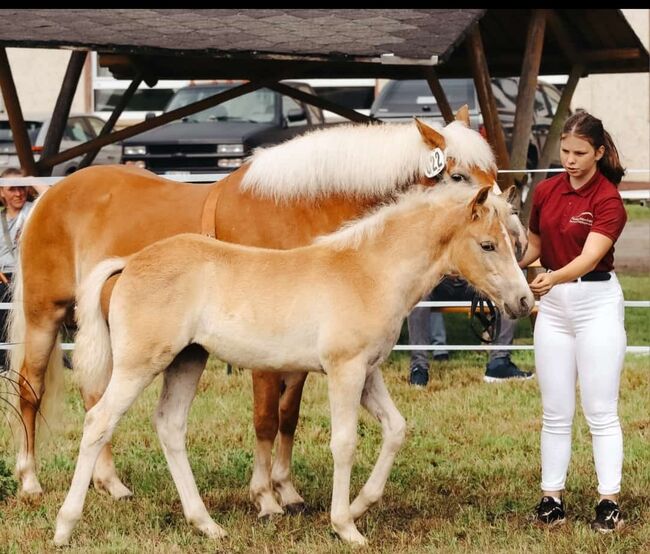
0, 279, 648, 553
624, 204, 650, 222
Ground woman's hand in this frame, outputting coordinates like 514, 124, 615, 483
530, 272, 556, 297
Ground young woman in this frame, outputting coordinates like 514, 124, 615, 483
518, 112, 627, 532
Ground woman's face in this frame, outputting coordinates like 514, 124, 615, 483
1, 186, 28, 212
560, 133, 604, 181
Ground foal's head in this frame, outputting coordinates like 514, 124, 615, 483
415, 108, 499, 190
446, 186, 534, 319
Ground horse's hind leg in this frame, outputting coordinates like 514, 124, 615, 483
349, 370, 406, 521
153, 345, 226, 539
54, 369, 154, 546
16, 308, 67, 496
250, 371, 284, 517
271, 371, 308, 512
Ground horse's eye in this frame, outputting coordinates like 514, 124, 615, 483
481, 241, 495, 251
450, 173, 465, 182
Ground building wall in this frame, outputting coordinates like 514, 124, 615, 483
572, 9, 649, 182
4, 48, 89, 115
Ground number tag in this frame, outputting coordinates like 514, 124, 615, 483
425, 148, 446, 178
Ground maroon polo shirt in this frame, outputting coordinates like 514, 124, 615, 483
529, 170, 627, 272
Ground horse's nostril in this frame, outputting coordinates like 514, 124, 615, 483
520, 296, 529, 312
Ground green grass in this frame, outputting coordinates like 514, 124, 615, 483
624, 204, 650, 222
0, 277, 648, 553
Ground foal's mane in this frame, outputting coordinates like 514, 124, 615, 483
315, 184, 505, 251
241, 121, 495, 202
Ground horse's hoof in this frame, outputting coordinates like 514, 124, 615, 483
19, 483, 44, 498
284, 502, 307, 515
257, 509, 284, 521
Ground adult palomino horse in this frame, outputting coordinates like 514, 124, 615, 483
55, 185, 534, 546
10, 110, 517, 515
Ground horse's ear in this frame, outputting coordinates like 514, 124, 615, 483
504, 185, 518, 205
469, 185, 492, 220
414, 118, 446, 149
454, 105, 470, 127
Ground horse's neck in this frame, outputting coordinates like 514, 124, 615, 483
354, 205, 458, 311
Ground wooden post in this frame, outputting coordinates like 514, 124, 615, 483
509, 9, 548, 182
39, 51, 87, 176
0, 48, 37, 176
79, 75, 143, 168
423, 67, 453, 124
465, 24, 513, 191
521, 65, 582, 224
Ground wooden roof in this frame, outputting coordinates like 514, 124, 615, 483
0, 9, 646, 80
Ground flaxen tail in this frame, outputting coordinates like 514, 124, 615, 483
73, 257, 127, 398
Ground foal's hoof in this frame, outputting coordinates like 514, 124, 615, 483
257, 508, 284, 521
284, 502, 307, 515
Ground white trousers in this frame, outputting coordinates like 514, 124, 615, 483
534, 273, 626, 495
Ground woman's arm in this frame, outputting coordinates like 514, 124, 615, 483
529, 232, 614, 296
518, 230, 541, 269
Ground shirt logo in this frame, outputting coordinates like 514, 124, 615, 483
570, 211, 594, 226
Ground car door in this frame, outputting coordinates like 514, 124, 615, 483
84, 116, 121, 165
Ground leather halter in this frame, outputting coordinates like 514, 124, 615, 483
200, 183, 221, 238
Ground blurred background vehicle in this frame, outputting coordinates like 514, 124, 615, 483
0, 113, 121, 176
370, 77, 567, 170
121, 82, 326, 175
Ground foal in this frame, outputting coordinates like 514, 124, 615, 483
55, 185, 533, 546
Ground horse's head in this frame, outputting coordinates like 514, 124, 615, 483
446, 186, 534, 319
415, 108, 499, 191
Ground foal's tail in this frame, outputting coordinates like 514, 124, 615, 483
73, 257, 127, 398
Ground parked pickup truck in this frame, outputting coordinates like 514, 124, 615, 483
121, 82, 325, 175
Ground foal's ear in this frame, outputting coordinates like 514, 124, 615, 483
504, 185, 518, 205
469, 185, 492, 220
414, 118, 446, 150
454, 105, 470, 127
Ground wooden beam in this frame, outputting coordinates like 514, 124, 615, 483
546, 11, 581, 65
79, 75, 143, 168
39, 50, 87, 176
510, 9, 548, 182
0, 48, 37, 176
36, 80, 270, 171
465, 24, 513, 191
521, 65, 582, 224
423, 67, 453, 124
266, 82, 377, 124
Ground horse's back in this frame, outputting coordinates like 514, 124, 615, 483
20, 165, 214, 301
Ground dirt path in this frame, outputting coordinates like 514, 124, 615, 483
615, 219, 650, 274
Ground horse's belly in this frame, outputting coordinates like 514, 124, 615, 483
196, 324, 322, 372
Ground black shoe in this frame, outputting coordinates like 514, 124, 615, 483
591, 499, 624, 533
484, 358, 534, 383
409, 365, 429, 387
535, 496, 566, 527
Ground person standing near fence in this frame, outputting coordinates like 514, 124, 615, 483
0, 168, 48, 372
518, 112, 627, 532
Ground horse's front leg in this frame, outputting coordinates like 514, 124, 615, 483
153, 346, 226, 539
250, 371, 285, 517
326, 356, 368, 546
271, 371, 308, 513
350, 369, 406, 520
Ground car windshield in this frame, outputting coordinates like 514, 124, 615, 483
373, 79, 477, 115
165, 87, 277, 124
0, 121, 43, 145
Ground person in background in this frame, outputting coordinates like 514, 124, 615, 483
518, 112, 627, 532
0, 168, 48, 372
407, 276, 533, 386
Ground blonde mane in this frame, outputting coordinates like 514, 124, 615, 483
315, 184, 502, 251
241, 121, 495, 202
